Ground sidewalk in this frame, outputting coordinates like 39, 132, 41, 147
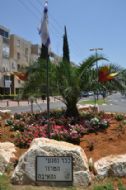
0, 96, 61, 108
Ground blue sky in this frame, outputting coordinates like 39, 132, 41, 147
0, 0, 126, 67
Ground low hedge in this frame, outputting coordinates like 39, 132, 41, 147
0, 94, 18, 100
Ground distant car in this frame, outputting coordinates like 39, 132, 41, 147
80, 91, 89, 97
94, 91, 107, 98
88, 91, 94, 96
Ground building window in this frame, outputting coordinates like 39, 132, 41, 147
2, 45, 9, 58
4, 75, 11, 88
12, 62, 16, 70
25, 48, 28, 61
2, 67, 6, 72
25, 48, 28, 56
17, 64, 20, 70
0, 29, 9, 38
17, 40, 20, 47
17, 52, 20, 60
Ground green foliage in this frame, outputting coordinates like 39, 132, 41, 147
80, 111, 95, 120
22, 58, 57, 98
115, 114, 125, 121
118, 182, 126, 190
123, 120, 126, 125
93, 182, 126, 190
10, 110, 109, 148
22, 36, 125, 118
5, 163, 14, 175
40, 44, 48, 59
63, 26, 70, 63
0, 174, 10, 190
93, 183, 114, 190
0, 94, 17, 100
14, 113, 23, 120
79, 99, 105, 105
5, 119, 13, 126
10, 122, 25, 132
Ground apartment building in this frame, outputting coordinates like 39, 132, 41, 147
9, 34, 32, 94
31, 44, 41, 63
0, 24, 60, 96
0, 25, 40, 95
0, 25, 11, 95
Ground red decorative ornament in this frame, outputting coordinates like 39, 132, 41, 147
98, 66, 118, 82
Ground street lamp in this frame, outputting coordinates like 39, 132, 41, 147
90, 48, 103, 100
90, 48, 103, 69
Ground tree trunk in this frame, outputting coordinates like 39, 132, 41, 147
65, 102, 79, 118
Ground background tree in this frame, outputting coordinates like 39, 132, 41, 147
63, 26, 70, 63
113, 67, 126, 96
22, 58, 57, 99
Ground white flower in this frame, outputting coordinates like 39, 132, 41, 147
0, 172, 3, 176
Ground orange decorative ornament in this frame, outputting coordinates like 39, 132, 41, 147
98, 66, 118, 82
13, 72, 28, 81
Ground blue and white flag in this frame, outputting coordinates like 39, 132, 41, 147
39, 1, 50, 49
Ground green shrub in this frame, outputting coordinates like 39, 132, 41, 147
99, 119, 109, 129
0, 94, 17, 100
93, 182, 126, 190
14, 113, 23, 120
80, 111, 94, 120
118, 182, 126, 190
115, 114, 125, 121
93, 183, 114, 190
5, 119, 13, 126
123, 120, 126, 125
90, 117, 99, 126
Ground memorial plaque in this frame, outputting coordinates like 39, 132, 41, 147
36, 156, 73, 182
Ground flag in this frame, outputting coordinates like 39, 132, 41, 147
98, 66, 118, 82
13, 72, 28, 81
39, 1, 50, 50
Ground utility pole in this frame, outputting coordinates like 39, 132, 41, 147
90, 48, 103, 100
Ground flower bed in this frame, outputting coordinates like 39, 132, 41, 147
2, 110, 111, 148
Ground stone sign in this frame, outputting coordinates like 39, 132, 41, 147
36, 156, 73, 182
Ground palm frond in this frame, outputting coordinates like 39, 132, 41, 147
78, 54, 108, 79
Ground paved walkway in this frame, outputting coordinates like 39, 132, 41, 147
0, 96, 61, 108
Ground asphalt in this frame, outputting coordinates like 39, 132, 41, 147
1, 93, 126, 114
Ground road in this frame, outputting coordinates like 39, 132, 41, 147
99, 92, 126, 113
0, 92, 126, 114
9, 101, 65, 114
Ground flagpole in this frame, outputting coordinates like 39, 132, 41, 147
46, 53, 50, 138
90, 48, 103, 100
39, 0, 51, 138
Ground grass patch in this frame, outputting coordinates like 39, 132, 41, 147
0, 174, 11, 190
79, 99, 106, 105
0, 175, 126, 190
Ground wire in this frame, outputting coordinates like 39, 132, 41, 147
17, 0, 82, 63
37, 0, 83, 62
35, 0, 83, 61
17, 0, 40, 20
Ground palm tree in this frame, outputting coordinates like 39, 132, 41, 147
56, 55, 107, 117
22, 53, 107, 117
